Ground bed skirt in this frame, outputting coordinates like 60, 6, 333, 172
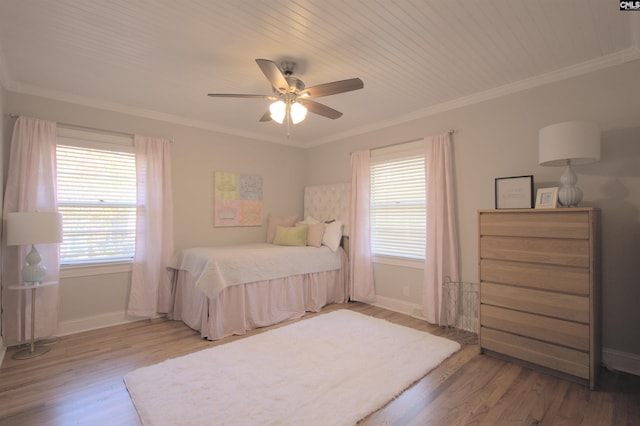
167, 250, 350, 340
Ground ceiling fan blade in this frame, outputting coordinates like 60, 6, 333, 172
298, 99, 343, 119
300, 78, 363, 98
207, 93, 275, 99
259, 110, 272, 122
255, 59, 289, 94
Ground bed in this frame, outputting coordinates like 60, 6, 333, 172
167, 183, 351, 340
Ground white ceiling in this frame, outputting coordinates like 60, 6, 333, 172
0, 1, 638, 146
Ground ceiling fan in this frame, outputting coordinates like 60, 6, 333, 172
207, 59, 364, 131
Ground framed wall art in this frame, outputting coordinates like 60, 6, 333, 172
214, 171, 263, 226
495, 175, 534, 209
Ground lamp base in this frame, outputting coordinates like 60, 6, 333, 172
558, 188, 582, 207
22, 245, 47, 282
12, 344, 50, 360
558, 162, 583, 207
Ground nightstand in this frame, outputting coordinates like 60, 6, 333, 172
8, 281, 58, 359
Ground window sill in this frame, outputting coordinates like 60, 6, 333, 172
60, 262, 133, 278
372, 255, 424, 269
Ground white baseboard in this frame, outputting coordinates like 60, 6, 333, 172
372, 295, 425, 320
56, 310, 164, 337
603, 347, 640, 376
371, 296, 477, 331
0, 337, 6, 367
56, 310, 134, 337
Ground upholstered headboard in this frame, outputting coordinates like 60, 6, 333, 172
304, 183, 350, 236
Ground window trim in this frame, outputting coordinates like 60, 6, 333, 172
60, 261, 133, 278
56, 127, 136, 270
370, 139, 424, 161
370, 140, 426, 261
372, 254, 424, 269
57, 126, 133, 150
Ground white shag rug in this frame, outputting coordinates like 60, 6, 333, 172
124, 309, 460, 426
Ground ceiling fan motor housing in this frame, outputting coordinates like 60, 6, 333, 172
279, 61, 296, 75
286, 77, 305, 93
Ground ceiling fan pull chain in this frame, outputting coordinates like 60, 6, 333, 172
287, 107, 291, 138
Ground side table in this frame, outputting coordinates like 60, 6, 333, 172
8, 281, 58, 360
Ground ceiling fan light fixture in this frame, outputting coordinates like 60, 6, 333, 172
269, 100, 286, 124
290, 102, 307, 124
208, 59, 363, 128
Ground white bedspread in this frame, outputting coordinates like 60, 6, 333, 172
169, 243, 341, 300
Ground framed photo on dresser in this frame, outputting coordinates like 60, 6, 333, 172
535, 187, 559, 209
494, 175, 534, 209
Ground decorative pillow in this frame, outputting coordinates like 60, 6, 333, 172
298, 222, 325, 248
322, 220, 343, 252
266, 214, 298, 243
273, 225, 308, 247
299, 216, 321, 225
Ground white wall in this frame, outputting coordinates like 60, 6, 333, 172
4, 92, 307, 335
305, 60, 640, 367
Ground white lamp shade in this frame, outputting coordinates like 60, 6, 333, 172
290, 102, 308, 124
538, 120, 601, 166
7, 212, 63, 246
269, 100, 286, 124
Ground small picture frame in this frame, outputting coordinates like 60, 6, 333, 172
535, 187, 559, 209
495, 175, 534, 209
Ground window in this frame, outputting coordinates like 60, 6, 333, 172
56, 128, 136, 266
370, 141, 425, 262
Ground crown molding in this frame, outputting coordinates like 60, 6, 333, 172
3, 80, 299, 147
309, 48, 639, 148
4, 47, 637, 149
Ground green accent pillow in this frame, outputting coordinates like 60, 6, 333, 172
273, 225, 308, 246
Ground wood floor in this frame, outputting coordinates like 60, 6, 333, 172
1, 302, 638, 425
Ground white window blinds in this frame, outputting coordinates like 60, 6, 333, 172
56, 142, 136, 265
370, 148, 425, 259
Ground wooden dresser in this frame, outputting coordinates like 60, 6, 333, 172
478, 208, 601, 389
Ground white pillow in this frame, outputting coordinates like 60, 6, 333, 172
322, 220, 343, 252
299, 216, 320, 225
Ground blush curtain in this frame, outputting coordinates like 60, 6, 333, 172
422, 132, 460, 324
349, 150, 376, 303
127, 135, 174, 317
1, 116, 60, 345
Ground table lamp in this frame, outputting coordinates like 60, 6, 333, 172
538, 121, 601, 207
7, 212, 63, 283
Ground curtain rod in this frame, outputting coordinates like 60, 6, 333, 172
351, 129, 458, 155
7, 113, 173, 143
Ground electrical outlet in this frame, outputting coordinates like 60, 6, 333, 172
403, 286, 410, 297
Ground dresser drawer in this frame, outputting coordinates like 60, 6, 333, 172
481, 328, 589, 379
481, 304, 589, 351
480, 211, 589, 239
481, 282, 589, 323
480, 259, 589, 295
480, 236, 590, 267
481, 329, 589, 379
